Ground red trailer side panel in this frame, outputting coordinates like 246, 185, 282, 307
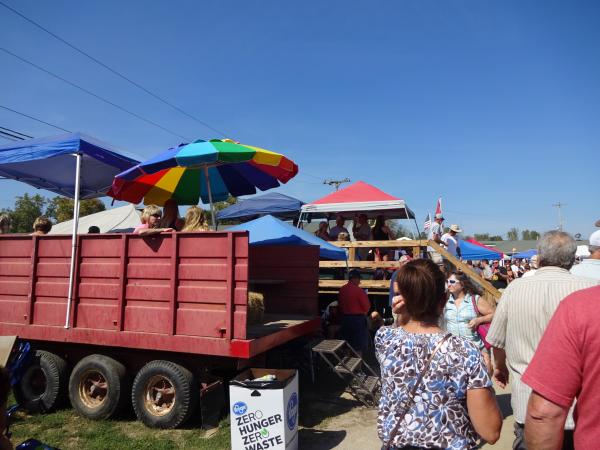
0, 233, 319, 360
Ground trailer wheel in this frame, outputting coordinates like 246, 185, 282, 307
14, 350, 67, 413
68, 354, 128, 420
132, 360, 198, 429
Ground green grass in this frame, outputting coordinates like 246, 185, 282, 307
7, 395, 231, 450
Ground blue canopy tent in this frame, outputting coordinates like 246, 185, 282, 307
0, 132, 139, 328
459, 240, 503, 261
228, 214, 346, 260
512, 249, 537, 259
216, 192, 304, 222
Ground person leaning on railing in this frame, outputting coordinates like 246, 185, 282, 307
134, 205, 174, 235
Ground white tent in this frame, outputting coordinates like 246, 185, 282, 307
49, 204, 141, 234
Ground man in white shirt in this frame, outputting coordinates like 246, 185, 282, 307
522, 255, 538, 278
570, 230, 600, 281
427, 213, 445, 263
441, 224, 462, 258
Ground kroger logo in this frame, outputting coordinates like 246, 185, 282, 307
232, 401, 248, 416
286, 393, 298, 430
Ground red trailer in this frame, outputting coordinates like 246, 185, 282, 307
0, 232, 320, 428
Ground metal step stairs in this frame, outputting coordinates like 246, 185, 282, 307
312, 339, 380, 407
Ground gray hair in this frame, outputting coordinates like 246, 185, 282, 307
537, 230, 577, 270
590, 245, 600, 254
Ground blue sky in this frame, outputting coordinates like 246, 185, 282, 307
1, 0, 598, 238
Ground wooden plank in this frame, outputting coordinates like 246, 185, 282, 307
330, 240, 429, 248
319, 279, 391, 289
320, 261, 401, 268
428, 242, 501, 300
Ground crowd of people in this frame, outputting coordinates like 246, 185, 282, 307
334, 224, 600, 449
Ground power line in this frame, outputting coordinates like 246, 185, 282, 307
0, 104, 71, 132
0, 130, 20, 141
0, 0, 230, 138
1, 47, 191, 141
0, 126, 33, 139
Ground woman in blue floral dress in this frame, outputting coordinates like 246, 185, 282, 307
376, 259, 501, 449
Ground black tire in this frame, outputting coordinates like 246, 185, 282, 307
68, 354, 128, 420
14, 350, 68, 413
131, 360, 198, 429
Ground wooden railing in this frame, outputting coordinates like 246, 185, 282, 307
318, 239, 501, 300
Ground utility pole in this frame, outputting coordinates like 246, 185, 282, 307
323, 178, 350, 191
553, 202, 566, 231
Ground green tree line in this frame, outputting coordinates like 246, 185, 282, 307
0, 194, 105, 233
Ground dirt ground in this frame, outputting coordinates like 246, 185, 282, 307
299, 379, 516, 450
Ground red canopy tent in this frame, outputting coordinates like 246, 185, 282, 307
300, 180, 416, 220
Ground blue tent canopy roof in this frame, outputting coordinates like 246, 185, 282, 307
227, 215, 346, 260
217, 192, 304, 221
512, 249, 537, 259
0, 132, 139, 199
459, 240, 503, 261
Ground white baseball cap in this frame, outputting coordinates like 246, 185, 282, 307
590, 230, 600, 247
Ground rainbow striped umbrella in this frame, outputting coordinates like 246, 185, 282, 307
107, 139, 298, 227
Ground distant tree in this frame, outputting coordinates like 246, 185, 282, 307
389, 221, 412, 239
507, 228, 520, 241
474, 233, 491, 241
212, 196, 237, 212
46, 197, 106, 223
489, 235, 504, 241
8, 194, 47, 233
522, 229, 540, 240
209, 196, 237, 225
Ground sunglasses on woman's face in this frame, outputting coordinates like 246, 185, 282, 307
448, 279, 460, 285
151, 214, 161, 218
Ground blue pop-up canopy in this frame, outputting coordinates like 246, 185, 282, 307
0, 132, 139, 198
459, 240, 503, 261
228, 215, 346, 260
217, 192, 304, 222
512, 249, 537, 259
0, 132, 139, 330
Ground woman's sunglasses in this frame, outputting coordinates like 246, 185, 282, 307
448, 279, 460, 285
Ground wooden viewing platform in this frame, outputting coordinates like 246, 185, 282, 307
319, 239, 501, 300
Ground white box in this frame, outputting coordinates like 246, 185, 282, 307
230, 368, 299, 450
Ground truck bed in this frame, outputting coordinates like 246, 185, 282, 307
0, 232, 320, 359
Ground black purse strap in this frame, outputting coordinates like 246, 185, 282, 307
384, 333, 452, 450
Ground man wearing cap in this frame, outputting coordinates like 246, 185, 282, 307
570, 230, 600, 280
441, 224, 462, 258
338, 270, 371, 356
428, 213, 444, 244
427, 213, 445, 263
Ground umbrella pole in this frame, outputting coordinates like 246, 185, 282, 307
65, 152, 82, 329
204, 166, 216, 230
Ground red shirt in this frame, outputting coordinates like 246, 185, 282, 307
338, 281, 370, 315
522, 285, 600, 450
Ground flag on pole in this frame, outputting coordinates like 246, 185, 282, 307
435, 197, 443, 216
424, 213, 432, 231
